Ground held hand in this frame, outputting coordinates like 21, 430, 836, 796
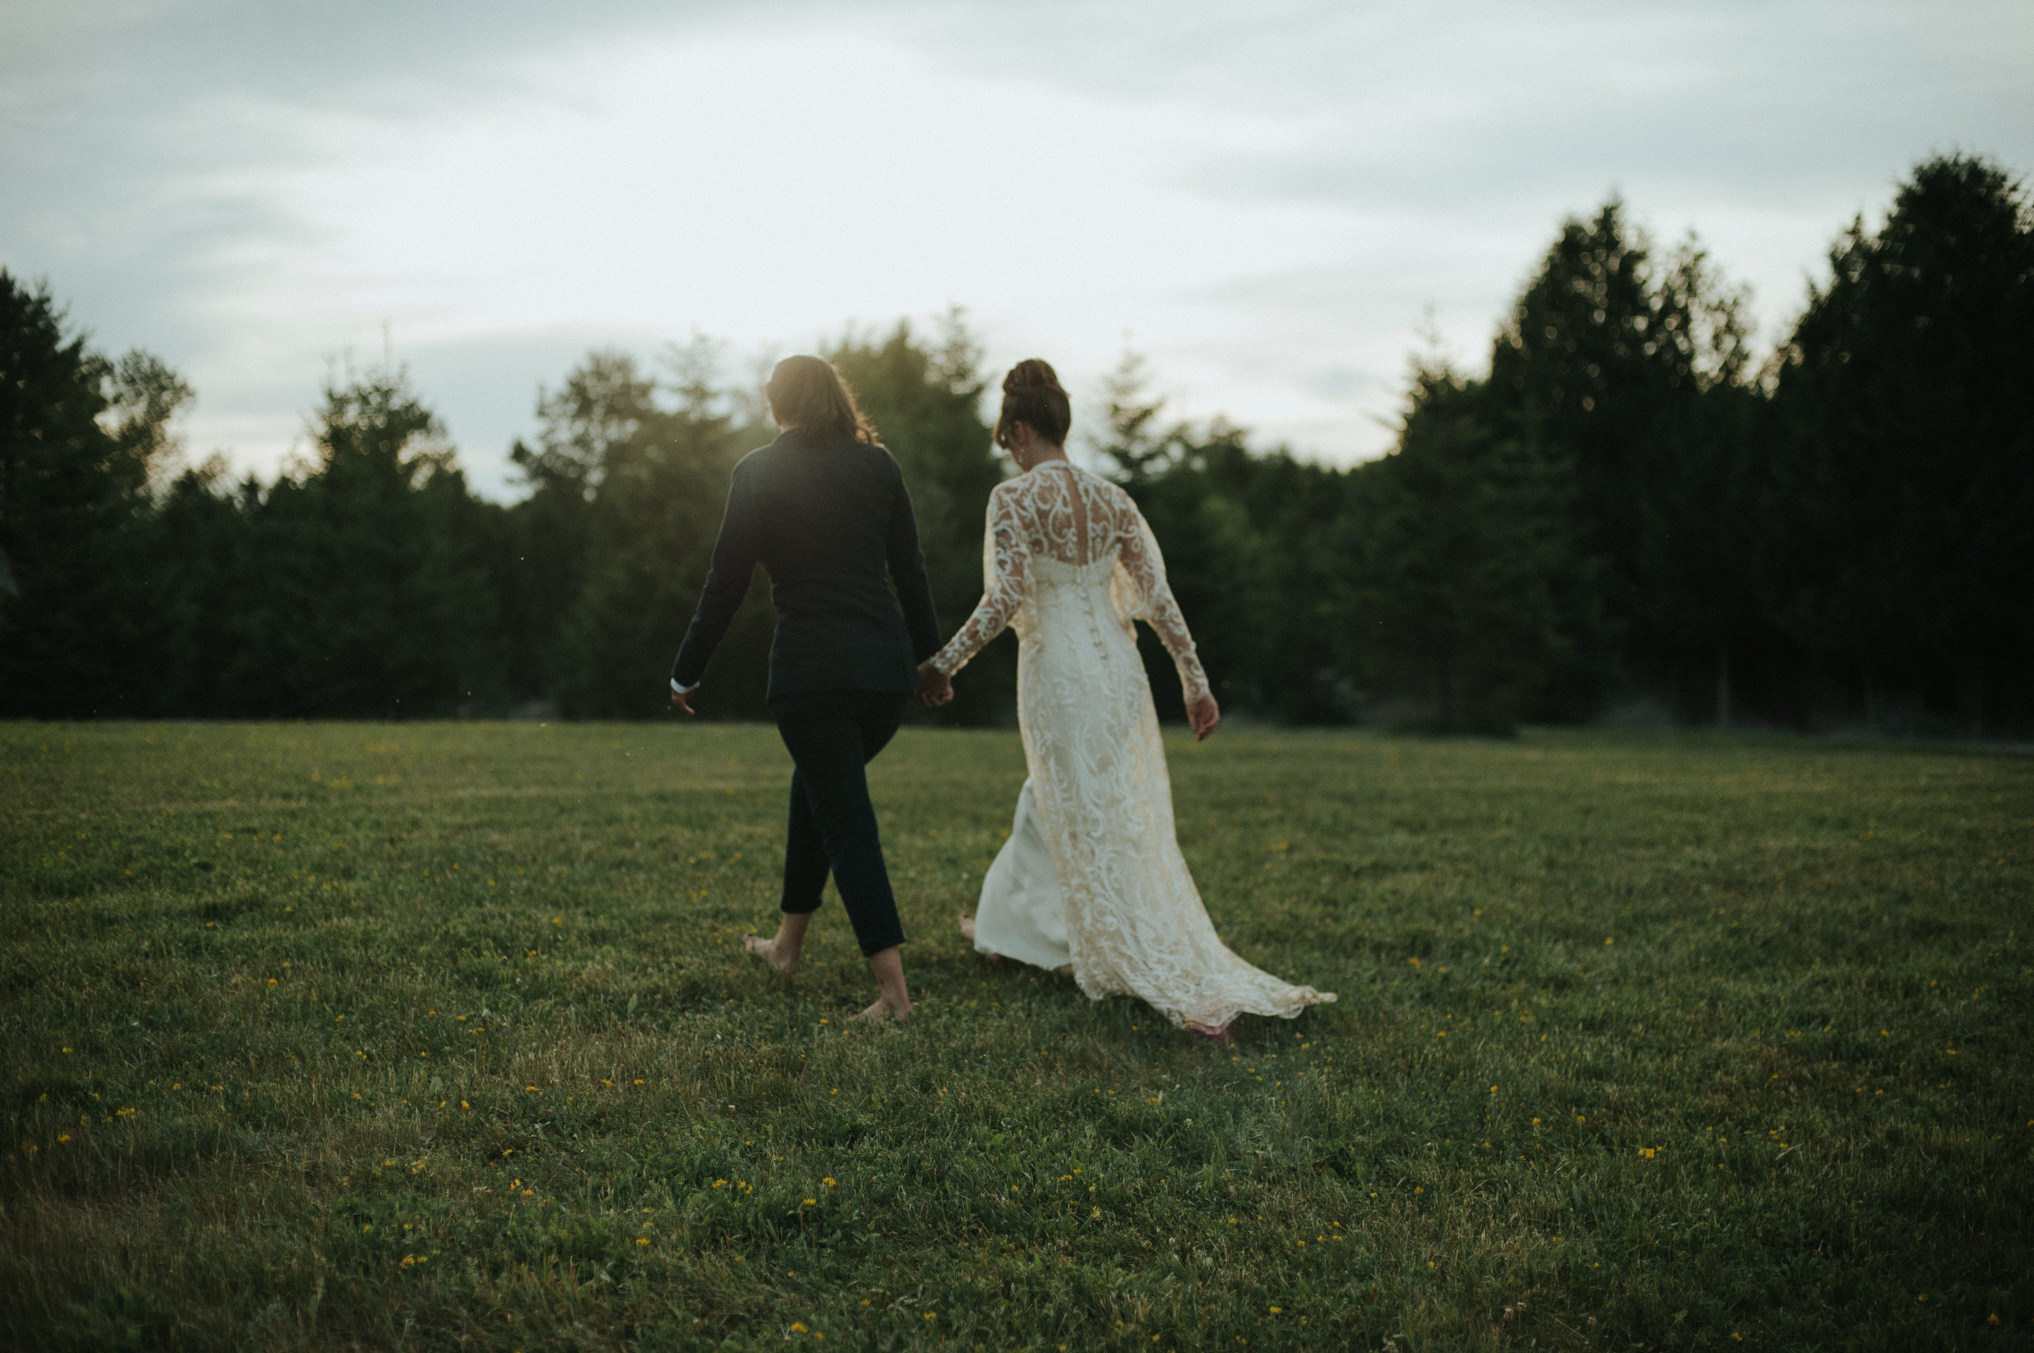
669, 685, 696, 717
1186, 693, 1220, 741
915, 660, 954, 708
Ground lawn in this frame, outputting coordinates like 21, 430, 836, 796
1, 720, 2029, 1351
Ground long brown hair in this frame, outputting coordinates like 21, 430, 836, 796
766, 355, 877, 444
995, 358, 1071, 450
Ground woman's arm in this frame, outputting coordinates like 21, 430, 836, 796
670, 465, 760, 694
1117, 512, 1213, 709
929, 487, 1029, 677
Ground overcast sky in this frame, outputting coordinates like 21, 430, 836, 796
5, 0, 2030, 497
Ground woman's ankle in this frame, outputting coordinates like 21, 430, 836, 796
773, 911, 813, 955
865, 945, 912, 1014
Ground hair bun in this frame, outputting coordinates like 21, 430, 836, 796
995, 359, 1072, 450
1002, 358, 1065, 396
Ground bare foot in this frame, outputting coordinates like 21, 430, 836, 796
852, 995, 912, 1023
1189, 1018, 1235, 1043
957, 914, 1002, 964
743, 933, 798, 975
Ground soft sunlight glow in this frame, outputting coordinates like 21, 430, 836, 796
164, 27, 1371, 488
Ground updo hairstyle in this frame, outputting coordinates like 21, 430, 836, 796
766, 355, 878, 444
995, 359, 1071, 450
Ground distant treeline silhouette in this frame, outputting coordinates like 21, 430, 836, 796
3, 154, 2029, 735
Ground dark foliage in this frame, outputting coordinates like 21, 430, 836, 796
3, 154, 2028, 734
1322, 155, 2032, 734
0, 276, 166, 716
1333, 361, 1607, 731
1760, 154, 2034, 736
506, 346, 755, 719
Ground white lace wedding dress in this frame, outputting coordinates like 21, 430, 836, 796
930, 461, 1335, 1030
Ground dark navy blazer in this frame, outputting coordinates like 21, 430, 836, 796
671, 430, 941, 700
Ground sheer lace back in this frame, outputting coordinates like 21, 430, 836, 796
1017, 461, 1102, 565
932, 461, 1209, 704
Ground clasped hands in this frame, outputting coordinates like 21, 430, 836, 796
913, 660, 953, 708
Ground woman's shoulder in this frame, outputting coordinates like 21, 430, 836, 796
783, 434, 904, 479
735, 431, 804, 471
1090, 474, 1143, 521
852, 438, 909, 479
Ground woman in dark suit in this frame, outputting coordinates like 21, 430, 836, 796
669, 355, 948, 1021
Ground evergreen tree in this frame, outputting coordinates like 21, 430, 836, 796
1764, 153, 2034, 733
142, 457, 252, 716
508, 350, 660, 712
0, 272, 181, 716
227, 366, 503, 717
1178, 439, 1354, 723
1482, 201, 1760, 718
1093, 349, 1181, 490
1334, 360, 1606, 731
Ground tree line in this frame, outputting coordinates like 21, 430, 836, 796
3, 153, 2028, 735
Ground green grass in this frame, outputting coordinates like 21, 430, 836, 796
1, 721, 2029, 1351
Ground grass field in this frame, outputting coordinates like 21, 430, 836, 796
1, 721, 2029, 1351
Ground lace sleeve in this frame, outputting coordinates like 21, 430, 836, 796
1114, 508, 1212, 705
930, 487, 1029, 676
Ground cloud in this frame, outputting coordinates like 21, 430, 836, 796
4, 0, 2031, 491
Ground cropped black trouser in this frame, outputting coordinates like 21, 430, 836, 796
769, 689, 908, 957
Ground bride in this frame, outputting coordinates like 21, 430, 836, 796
918, 360, 1334, 1037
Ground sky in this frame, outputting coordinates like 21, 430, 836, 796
4, 0, 2031, 498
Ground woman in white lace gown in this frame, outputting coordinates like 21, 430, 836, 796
922, 361, 1334, 1036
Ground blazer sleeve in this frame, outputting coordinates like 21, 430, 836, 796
671, 464, 760, 688
883, 453, 942, 663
